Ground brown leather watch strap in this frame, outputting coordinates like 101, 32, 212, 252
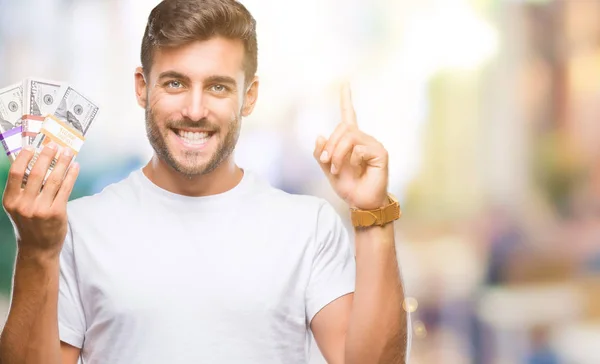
350, 194, 401, 228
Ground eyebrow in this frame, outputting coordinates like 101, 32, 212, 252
157, 71, 191, 83
204, 75, 238, 88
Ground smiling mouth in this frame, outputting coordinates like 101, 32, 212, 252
172, 128, 215, 147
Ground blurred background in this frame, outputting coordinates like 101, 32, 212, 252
1, 0, 600, 363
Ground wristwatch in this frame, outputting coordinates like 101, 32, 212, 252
350, 193, 401, 228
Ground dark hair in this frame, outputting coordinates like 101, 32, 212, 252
141, 0, 258, 83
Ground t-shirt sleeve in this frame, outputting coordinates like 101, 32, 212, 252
305, 200, 356, 324
58, 222, 86, 348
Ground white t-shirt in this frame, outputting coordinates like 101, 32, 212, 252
58, 169, 356, 364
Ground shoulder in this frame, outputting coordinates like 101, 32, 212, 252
251, 183, 349, 250
254, 177, 343, 229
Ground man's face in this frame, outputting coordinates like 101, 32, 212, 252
137, 37, 257, 177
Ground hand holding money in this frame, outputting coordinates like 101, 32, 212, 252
0, 78, 98, 252
2, 144, 79, 256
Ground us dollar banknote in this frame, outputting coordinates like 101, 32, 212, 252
0, 83, 23, 161
22, 78, 65, 145
52, 86, 99, 136
24, 86, 99, 184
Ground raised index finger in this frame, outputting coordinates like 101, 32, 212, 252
340, 83, 357, 125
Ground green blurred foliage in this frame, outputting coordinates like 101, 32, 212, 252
0, 160, 15, 294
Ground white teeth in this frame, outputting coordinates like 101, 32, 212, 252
176, 130, 211, 145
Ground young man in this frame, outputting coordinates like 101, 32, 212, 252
0, 0, 408, 363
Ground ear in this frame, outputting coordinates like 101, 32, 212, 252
241, 76, 259, 117
134, 67, 148, 109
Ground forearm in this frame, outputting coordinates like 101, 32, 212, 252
344, 223, 407, 364
0, 250, 62, 364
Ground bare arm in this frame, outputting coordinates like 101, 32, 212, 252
312, 224, 407, 364
344, 224, 406, 363
0, 144, 80, 364
60, 343, 81, 364
311, 293, 352, 364
0, 250, 81, 364
0, 252, 61, 364
311, 84, 407, 363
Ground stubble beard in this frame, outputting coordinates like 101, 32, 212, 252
145, 107, 241, 178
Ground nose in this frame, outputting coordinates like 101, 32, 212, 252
181, 87, 208, 122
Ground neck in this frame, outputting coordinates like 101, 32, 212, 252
142, 155, 243, 197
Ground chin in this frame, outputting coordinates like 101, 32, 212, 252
169, 159, 209, 176
171, 154, 220, 177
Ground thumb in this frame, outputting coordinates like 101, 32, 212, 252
350, 144, 387, 169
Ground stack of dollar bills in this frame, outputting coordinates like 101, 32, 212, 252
0, 78, 99, 181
